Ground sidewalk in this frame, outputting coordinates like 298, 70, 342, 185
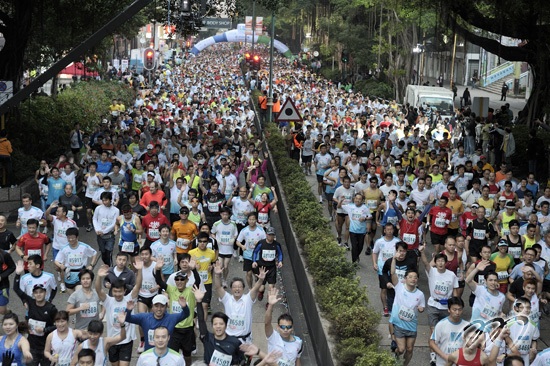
302, 173, 550, 366
422, 76, 526, 116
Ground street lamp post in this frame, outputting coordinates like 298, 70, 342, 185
412, 44, 424, 85
267, 12, 275, 124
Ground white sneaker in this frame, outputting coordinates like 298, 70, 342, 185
191, 349, 197, 356
238, 255, 244, 262
57, 274, 61, 282
232, 250, 238, 258
60, 283, 66, 293
319, 196, 323, 203
42, 227, 48, 234
137, 341, 145, 354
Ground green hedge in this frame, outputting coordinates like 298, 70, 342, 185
6, 80, 136, 183
354, 79, 394, 101
257, 90, 394, 365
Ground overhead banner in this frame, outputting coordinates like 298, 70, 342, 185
255, 17, 263, 36
245, 16, 253, 35
190, 29, 292, 58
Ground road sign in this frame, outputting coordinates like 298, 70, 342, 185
140, 37, 146, 44
276, 98, 303, 122
202, 17, 231, 29
0, 81, 13, 106
313, 51, 319, 57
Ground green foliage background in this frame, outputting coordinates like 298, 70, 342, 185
6, 81, 136, 182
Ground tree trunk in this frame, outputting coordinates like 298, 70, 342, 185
521, 57, 550, 127
0, 0, 38, 93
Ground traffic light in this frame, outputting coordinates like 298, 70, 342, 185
252, 54, 261, 70
244, 53, 251, 65
186, 41, 191, 48
143, 48, 155, 70
341, 51, 348, 63
181, 0, 191, 12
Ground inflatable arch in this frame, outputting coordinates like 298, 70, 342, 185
190, 29, 293, 58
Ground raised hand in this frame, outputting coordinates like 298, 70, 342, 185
192, 285, 205, 302
255, 266, 267, 280
134, 256, 143, 270
126, 300, 136, 312
155, 256, 165, 271
214, 260, 223, 275
239, 343, 259, 356
268, 287, 282, 306
2, 350, 15, 366
15, 261, 24, 275
188, 257, 197, 270
97, 265, 110, 277
117, 310, 127, 325
263, 350, 283, 364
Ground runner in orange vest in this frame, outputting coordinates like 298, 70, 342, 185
259, 91, 268, 125
272, 93, 281, 123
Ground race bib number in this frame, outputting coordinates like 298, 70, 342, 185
485, 208, 493, 218
28, 249, 42, 257
28, 318, 46, 336
68, 253, 83, 268
381, 250, 394, 262
81, 302, 98, 318
480, 303, 498, 319
210, 350, 232, 366
509, 246, 521, 258
434, 282, 450, 296
497, 271, 509, 281
58, 360, 70, 366
101, 218, 111, 230
398, 306, 415, 322
176, 238, 190, 250
388, 216, 398, 225
171, 300, 183, 314
351, 210, 363, 221
148, 228, 159, 239
258, 212, 269, 223
277, 358, 293, 366
140, 281, 156, 295
367, 200, 377, 209
403, 233, 416, 245
198, 270, 209, 283
121, 241, 135, 252
262, 250, 276, 261
502, 228, 510, 236
148, 329, 155, 346
67, 210, 74, 220
228, 314, 246, 332
396, 269, 406, 281
516, 338, 531, 354
473, 229, 486, 240
57, 228, 67, 238
434, 217, 446, 228
208, 202, 220, 212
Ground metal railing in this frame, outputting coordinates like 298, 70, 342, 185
481, 61, 514, 87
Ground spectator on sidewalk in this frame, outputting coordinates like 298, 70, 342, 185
0, 130, 14, 187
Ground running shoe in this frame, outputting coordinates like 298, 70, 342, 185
343, 243, 350, 250
365, 246, 372, 255
60, 283, 66, 293
390, 340, 397, 352
137, 341, 145, 354
86, 224, 92, 232
383, 307, 390, 317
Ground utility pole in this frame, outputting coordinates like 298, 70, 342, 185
377, 2, 383, 76
267, 12, 275, 123
450, 33, 457, 90
251, 1, 256, 55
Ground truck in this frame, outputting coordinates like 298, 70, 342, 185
404, 85, 455, 121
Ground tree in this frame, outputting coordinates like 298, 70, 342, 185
438, 0, 550, 125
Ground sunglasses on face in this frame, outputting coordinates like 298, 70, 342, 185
279, 325, 293, 330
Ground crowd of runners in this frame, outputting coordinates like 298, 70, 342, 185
267, 50, 549, 366
0, 45, 303, 366
1, 40, 549, 366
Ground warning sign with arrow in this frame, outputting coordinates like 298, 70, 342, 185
276, 98, 303, 122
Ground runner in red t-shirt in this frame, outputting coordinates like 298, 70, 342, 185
15, 218, 51, 269
141, 201, 170, 247
427, 196, 453, 254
